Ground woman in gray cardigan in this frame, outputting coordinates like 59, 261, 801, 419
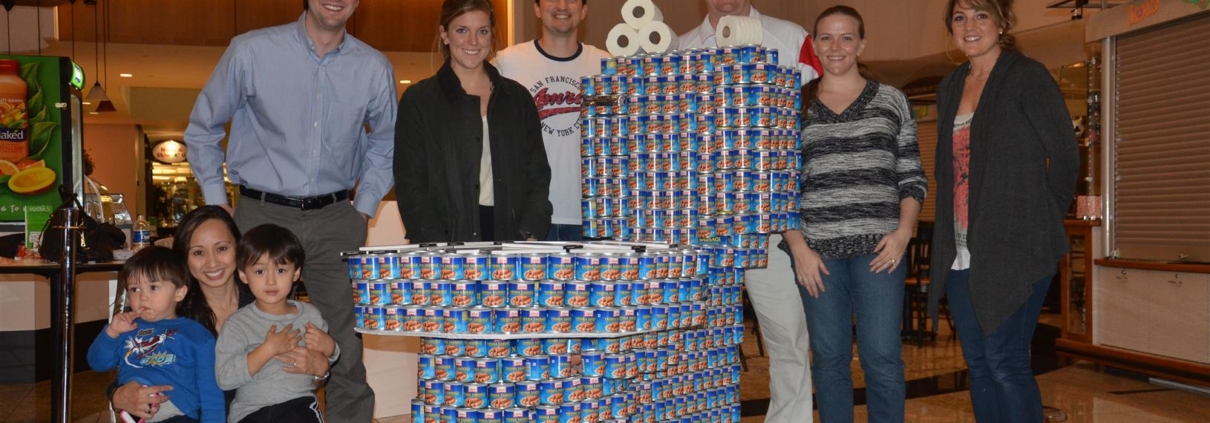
930, 0, 1079, 421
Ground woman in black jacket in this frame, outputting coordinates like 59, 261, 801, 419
930, 0, 1079, 421
394, 0, 552, 243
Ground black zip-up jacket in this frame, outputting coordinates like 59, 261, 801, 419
394, 61, 552, 243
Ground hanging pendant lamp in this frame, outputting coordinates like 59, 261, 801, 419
86, 0, 113, 110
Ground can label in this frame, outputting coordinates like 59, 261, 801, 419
488, 383, 515, 409
491, 308, 519, 334
525, 355, 550, 381
569, 308, 593, 333
489, 253, 517, 280
588, 282, 616, 307
514, 338, 543, 357
483, 339, 510, 358
582, 350, 605, 377
537, 281, 565, 307
550, 354, 575, 379
516, 381, 541, 408
574, 253, 602, 281
564, 282, 591, 308
539, 379, 564, 405
444, 308, 469, 334
546, 308, 573, 333
518, 254, 547, 281
467, 307, 492, 334
479, 281, 507, 308
507, 281, 535, 307
547, 253, 575, 280
451, 282, 477, 307
604, 354, 627, 379
521, 308, 546, 333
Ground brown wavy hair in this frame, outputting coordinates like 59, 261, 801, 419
945, 0, 1019, 52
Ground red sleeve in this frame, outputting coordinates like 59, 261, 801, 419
799, 34, 823, 78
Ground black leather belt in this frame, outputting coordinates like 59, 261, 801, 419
239, 186, 349, 211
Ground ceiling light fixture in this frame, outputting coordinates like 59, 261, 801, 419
94, 0, 115, 112
85, 0, 112, 109
401, 80, 412, 84
119, 73, 132, 77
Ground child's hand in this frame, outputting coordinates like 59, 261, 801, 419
303, 323, 336, 358
106, 312, 139, 338
262, 324, 301, 356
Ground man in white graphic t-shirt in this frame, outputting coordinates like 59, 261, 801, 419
680, 1, 821, 423
496, 0, 611, 241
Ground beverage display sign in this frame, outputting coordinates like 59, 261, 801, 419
0, 56, 65, 223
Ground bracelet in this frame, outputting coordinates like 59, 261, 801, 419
312, 371, 331, 383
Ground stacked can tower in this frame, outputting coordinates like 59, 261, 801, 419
580, 45, 803, 269
347, 242, 749, 423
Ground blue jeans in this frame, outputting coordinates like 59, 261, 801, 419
796, 253, 906, 423
545, 224, 583, 241
946, 270, 1051, 423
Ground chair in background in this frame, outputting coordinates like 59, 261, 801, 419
901, 221, 952, 346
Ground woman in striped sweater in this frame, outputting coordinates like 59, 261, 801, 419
780, 6, 927, 422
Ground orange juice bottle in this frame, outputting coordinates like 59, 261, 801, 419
0, 59, 30, 163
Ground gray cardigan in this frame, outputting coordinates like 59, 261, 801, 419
928, 50, 1080, 334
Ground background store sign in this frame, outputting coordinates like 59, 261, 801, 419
0, 56, 64, 223
1129, 0, 1162, 24
151, 139, 187, 163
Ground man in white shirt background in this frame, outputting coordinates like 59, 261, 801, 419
496, 0, 611, 241
679, 1, 820, 422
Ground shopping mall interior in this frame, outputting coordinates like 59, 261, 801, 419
1, 0, 1208, 421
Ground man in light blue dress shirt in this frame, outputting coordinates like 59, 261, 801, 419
184, 1, 393, 421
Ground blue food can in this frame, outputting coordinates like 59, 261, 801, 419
536, 281, 565, 308
454, 356, 476, 382
433, 355, 455, 382
589, 281, 617, 308
515, 381, 540, 408
487, 383, 515, 409
445, 339, 466, 357
499, 357, 526, 383
557, 403, 581, 423
581, 350, 605, 377
445, 382, 466, 407
546, 308, 573, 334
520, 308, 546, 334
473, 357, 500, 385
500, 408, 528, 423
574, 252, 602, 281
423, 380, 444, 406
546, 252, 575, 281
388, 280, 411, 306
478, 408, 501, 423
564, 281, 591, 308
488, 308, 517, 334
550, 354, 575, 379
525, 355, 550, 381
514, 338, 543, 357
516, 253, 547, 281
572, 308, 595, 333
506, 281, 534, 308
538, 379, 564, 406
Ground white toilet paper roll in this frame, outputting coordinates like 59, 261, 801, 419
717, 15, 763, 47
607, 23, 641, 57
622, 0, 664, 30
638, 21, 679, 54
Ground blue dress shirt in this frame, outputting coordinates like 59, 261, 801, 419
185, 13, 397, 217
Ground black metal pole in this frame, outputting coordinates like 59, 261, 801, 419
51, 204, 82, 423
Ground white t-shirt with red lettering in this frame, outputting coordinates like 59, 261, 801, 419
496, 40, 612, 225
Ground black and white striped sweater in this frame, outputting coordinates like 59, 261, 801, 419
797, 80, 928, 260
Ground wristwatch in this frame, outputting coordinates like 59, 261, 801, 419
313, 371, 331, 383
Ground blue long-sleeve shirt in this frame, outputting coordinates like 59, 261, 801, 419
184, 12, 397, 217
87, 317, 225, 423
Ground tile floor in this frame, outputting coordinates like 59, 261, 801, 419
5, 314, 1210, 422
